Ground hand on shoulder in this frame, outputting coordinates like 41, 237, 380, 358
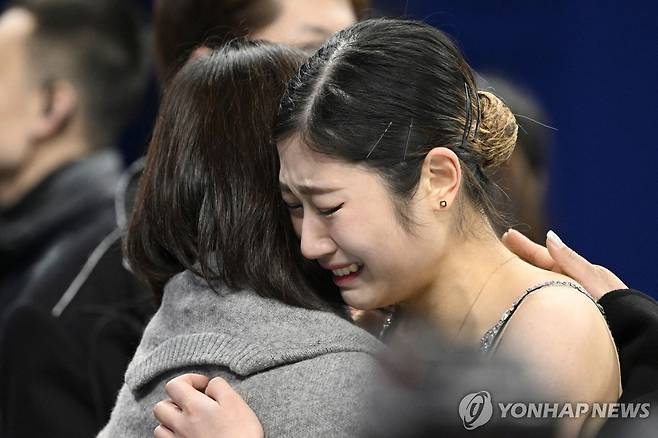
502, 229, 627, 300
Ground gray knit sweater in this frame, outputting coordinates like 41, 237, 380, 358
98, 270, 383, 437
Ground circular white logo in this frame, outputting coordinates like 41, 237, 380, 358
459, 390, 493, 430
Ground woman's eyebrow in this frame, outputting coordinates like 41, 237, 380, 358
279, 182, 340, 195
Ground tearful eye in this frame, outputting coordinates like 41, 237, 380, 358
318, 203, 344, 216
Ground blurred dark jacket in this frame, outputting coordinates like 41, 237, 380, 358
0, 151, 155, 438
597, 289, 658, 437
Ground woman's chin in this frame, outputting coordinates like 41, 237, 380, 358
341, 289, 382, 311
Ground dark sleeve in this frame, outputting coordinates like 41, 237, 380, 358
54, 239, 156, 422
0, 302, 153, 438
0, 241, 155, 438
597, 289, 658, 403
0, 305, 101, 438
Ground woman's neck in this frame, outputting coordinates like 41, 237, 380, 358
398, 228, 533, 346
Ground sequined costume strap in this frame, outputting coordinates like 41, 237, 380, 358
480, 280, 604, 354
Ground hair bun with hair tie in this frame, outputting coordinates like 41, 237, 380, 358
473, 90, 518, 170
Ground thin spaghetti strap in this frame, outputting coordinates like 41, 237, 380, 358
480, 280, 604, 354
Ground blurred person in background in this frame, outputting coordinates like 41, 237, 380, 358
153, 0, 371, 84
0, 0, 153, 436
112, 0, 371, 212
110, 0, 371, 210
110, 0, 373, 262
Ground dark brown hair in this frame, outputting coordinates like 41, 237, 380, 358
127, 40, 342, 311
153, 0, 372, 83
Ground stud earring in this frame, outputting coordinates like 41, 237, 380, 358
440, 200, 448, 208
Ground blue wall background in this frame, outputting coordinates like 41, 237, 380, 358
2, 0, 655, 295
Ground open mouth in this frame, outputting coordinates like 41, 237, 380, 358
330, 263, 364, 286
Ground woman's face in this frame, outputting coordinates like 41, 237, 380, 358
278, 135, 444, 310
251, 0, 356, 51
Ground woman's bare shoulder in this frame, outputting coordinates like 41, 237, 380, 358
495, 283, 620, 402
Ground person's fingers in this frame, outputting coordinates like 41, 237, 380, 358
204, 376, 239, 404
204, 377, 264, 438
546, 230, 595, 279
165, 374, 211, 408
153, 400, 181, 429
594, 264, 628, 290
154, 424, 176, 438
502, 229, 555, 270
546, 230, 627, 300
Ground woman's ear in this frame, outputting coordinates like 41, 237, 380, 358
418, 147, 461, 211
29, 80, 78, 142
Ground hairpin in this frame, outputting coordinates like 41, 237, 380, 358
402, 120, 413, 162
366, 121, 393, 159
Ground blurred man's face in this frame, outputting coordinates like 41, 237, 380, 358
0, 8, 41, 173
252, 0, 356, 50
